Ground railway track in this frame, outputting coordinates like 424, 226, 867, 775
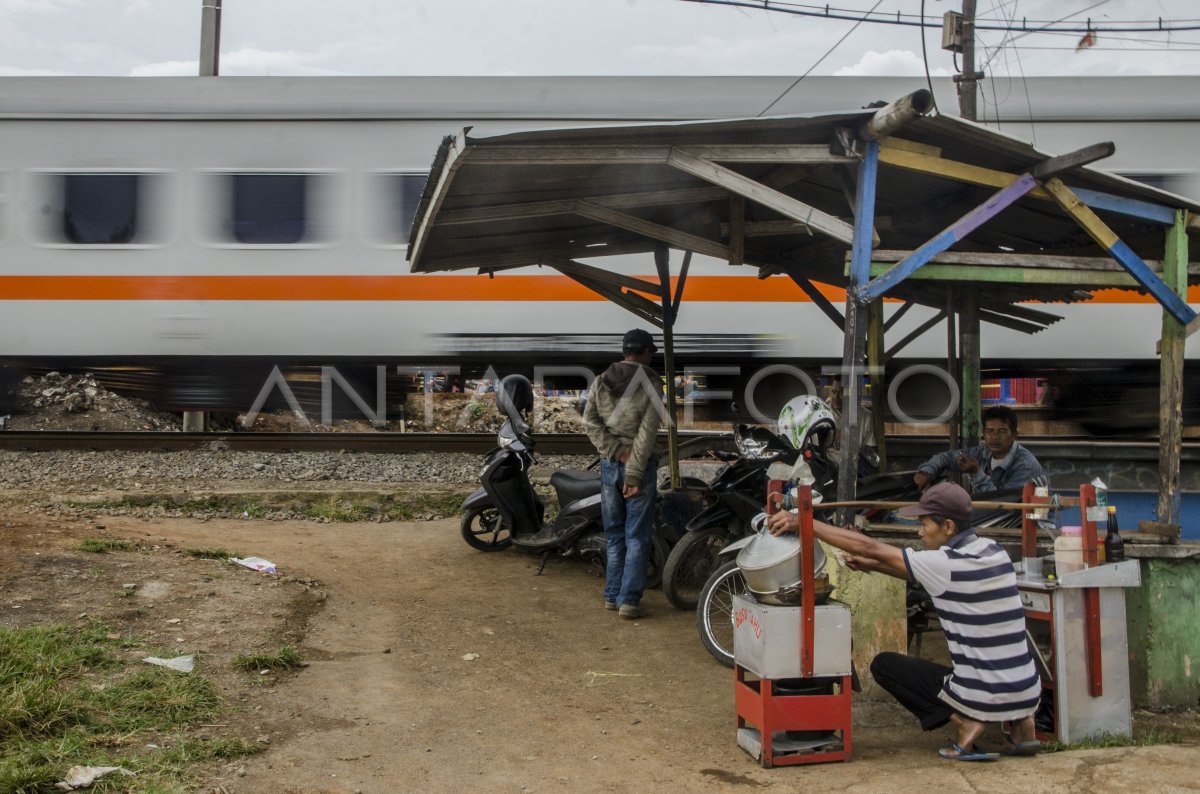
0, 431, 605, 455
0, 430, 1194, 463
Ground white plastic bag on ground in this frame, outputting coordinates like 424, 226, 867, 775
229, 556, 277, 573
142, 655, 195, 672
55, 765, 136, 790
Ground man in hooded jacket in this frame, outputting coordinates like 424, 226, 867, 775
583, 328, 664, 619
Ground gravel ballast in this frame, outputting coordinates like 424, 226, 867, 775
0, 449, 597, 492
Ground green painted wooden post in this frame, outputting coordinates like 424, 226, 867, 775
960, 290, 981, 450
1158, 211, 1188, 527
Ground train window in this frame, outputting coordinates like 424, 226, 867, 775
226, 174, 312, 244
60, 174, 141, 244
368, 172, 427, 246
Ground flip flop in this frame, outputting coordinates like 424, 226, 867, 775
1000, 739, 1042, 757
938, 741, 1000, 762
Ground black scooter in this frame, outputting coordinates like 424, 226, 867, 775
459, 374, 679, 581
660, 418, 806, 610
460, 374, 606, 572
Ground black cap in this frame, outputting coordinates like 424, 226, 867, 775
622, 328, 657, 354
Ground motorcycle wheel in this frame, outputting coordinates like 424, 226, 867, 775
460, 506, 513, 551
696, 560, 748, 668
644, 528, 669, 590
662, 527, 729, 610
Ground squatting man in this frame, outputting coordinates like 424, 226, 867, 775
767, 482, 1043, 762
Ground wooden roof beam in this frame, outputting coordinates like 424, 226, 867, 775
858, 174, 1040, 303
467, 144, 854, 166
573, 200, 728, 260
434, 186, 727, 226
549, 268, 664, 328
421, 240, 651, 272
774, 262, 845, 330
878, 141, 1192, 230
667, 148, 860, 247
1043, 178, 1197, 326
538, 255, 662, 297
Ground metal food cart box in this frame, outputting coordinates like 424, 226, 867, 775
732, 595, 852, 679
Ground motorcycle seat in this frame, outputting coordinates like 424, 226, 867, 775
550, 469, 601, 503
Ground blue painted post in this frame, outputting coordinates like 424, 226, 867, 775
836, 140, 879, 514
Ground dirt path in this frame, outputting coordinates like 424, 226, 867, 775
5, 510, 1200, 793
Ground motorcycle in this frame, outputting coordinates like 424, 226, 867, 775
660, 415, 807, 610
694, 466, 924, 668
459, 373, 685, 583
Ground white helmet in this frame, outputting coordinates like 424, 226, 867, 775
777, 395, 836, 452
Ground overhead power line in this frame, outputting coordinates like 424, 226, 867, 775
678, 0, 1200, 34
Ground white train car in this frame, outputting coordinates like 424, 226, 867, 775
0, 76, 1196, 411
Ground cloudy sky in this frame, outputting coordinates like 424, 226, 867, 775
1, 0, 1197, 79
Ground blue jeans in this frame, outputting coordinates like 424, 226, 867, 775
600, 458, 658, 607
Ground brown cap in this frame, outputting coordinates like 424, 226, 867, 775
898, 481, 972, 525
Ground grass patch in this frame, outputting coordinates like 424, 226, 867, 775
78, 538, 134, 553
0, 623, 258, 793
383, 492, 467, 521
232, 645, 304, 673
1041, 730, 1180, 753
63, 495, 270, 518
301, 496, 375, 523
183, 547, 239, 561
61, 489, 471, 523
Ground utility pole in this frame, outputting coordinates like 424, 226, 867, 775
956, 0, 979, 121
185, 0, 221, 434
956, 1, 981, 450
199, 0, 222, 77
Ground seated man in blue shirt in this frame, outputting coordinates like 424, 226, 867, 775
913, 405, 1047, 495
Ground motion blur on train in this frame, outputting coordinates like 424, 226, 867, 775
0, 75, 1196, 434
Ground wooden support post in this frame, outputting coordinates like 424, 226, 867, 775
960, 290, 981, 448
654, 244, 681, 490
868, 299, 887, 470
945, 288, 960, 452
1158, 211, 1188, 528
885, 308, 947, 362
728, 194, 745, 267
836, 141, 878, 522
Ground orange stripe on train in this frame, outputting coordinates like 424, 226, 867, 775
0, 275, 1195, 303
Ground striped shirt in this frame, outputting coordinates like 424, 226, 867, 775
904, 529, 1041, 723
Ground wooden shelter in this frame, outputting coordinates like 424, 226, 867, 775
407, 91, 1199, 528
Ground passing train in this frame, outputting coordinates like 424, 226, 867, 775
0, 75, 1196, 424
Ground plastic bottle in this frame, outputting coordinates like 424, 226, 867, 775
1105, 505, 1126, 563
1054, 526, 1086, 574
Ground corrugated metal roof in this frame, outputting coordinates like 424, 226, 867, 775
406, 99, 1199, 332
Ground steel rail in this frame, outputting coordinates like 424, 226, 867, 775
0, 431, 601, 455
0, 430, 1195, 463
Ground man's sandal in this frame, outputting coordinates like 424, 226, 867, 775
938, 741, 1000, 762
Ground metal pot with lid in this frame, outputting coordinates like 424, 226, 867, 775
735, 513, 831, 606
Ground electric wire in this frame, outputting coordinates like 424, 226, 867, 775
756, 0, 885, 117
678, 0, 1200, 34
919, 0, 939, 113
